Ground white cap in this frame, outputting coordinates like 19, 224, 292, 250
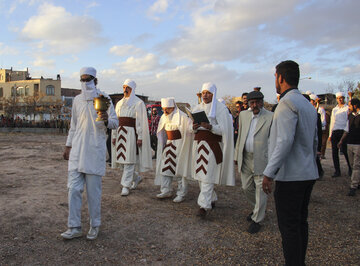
80, 67, 96, 77
201, 82, 216, 94
161, 97, 175, 108
335, 92, 344, 98
309, 94, 318, 101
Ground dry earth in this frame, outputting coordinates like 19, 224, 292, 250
0, 132, 359, 265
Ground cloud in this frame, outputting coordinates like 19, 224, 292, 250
21, 3, 103, 54
147, 0, 170, 20
33, 57, 55, 68
109, 45, 145, 57
0, 42, 18, 55
116, 53, 161, 73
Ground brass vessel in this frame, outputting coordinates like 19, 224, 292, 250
93, 95, 111, 121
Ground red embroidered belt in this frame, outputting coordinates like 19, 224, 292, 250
166, 130, 181, 140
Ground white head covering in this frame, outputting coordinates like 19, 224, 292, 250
335, 92, 344, 98
201, 82, 217, 119
309, 94, 318, 101
161, 97, 176, 108
80, 67, 97, 101
305, 90, 312, 95
123, 79, 137, 106
80, 67, 97, 78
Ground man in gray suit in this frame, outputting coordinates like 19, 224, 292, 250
262, 60, 318, 266
234, 91, 273, 234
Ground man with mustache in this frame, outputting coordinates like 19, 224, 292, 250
112, 79, 152, 196
234, 91, 273, 234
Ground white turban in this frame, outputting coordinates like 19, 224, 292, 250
309, 94, 318, 101
80, 67, 97, 78
161, 97, 175, 108
123, 79, 137, 106
335, 92, 344, 98
123, 79, 136, 90
305, 90, 312, 95
201, 82, 217, 119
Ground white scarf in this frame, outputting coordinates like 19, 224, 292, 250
81, 80, 98, 101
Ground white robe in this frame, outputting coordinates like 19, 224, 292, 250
155, 109, 192, 185
111, 96, 152, 172
178, 101, 235, 186
66, 90, 118, 176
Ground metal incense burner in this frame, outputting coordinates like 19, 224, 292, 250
93, 95, 110, 121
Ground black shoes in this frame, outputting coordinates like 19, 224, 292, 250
247, 221, 261, 234
197, 208, 207, 219
348, 188, 356, 197
332, 171, 341, 178
246, 212, 253, 222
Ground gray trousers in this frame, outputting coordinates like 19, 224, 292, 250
241, 152, 267, 223
348, 144, 360, 189
67, 171, 102, 228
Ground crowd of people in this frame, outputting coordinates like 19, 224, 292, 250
60, 62, 359, 266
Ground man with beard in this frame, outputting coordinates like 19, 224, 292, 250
234, 91, 273, 234
178, 82, 235, 218
112, 79, 152, 196
262, 60, 318, 265
154, 97, 192, 203
61, 67, 118, 240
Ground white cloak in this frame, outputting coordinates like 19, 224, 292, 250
155, 109, 192, 185
111, 96, 152, 172
177, 101, 235, 186
66, 90, 118, 176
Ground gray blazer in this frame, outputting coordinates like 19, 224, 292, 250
234, 108, 273, 175
263, 89, 319, 181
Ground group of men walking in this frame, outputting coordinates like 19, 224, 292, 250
60, 60, 359, 266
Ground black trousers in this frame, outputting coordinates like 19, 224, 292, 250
274, 180, 316, 266
331, 130, 351, 173
150, 134, 157, 152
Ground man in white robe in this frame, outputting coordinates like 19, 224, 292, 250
155, 97, 192, 203
112, 79, 152, 196
61, 67, 118, 240
178, 82, 235, 218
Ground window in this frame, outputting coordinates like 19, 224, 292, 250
46, 85, 55, 96
0, 103, 3, 110
11, 87, 16, 97
16, 87, 24, 97
25, 85, 29, 96
34, 84, 39, 96
0, 87, 3, 97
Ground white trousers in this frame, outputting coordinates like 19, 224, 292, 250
241, 152, 267, 223
67, 171, 102, 228
198, 181, 217, 210
160, 175, 188, 197
121, 164, 138, 188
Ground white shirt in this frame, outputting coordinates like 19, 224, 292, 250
329, 105, 348, 137
317, 106, 326, 130
245, 113, 258, 153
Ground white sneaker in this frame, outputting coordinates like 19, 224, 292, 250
156, 191, 172, 199
121, 187, 130, 196
130, 175, 142, 190
87, 227, 99, 240
61, 227, 82, 240
173, 195, 185, 203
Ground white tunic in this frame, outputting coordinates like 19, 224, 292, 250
178, 102, 235, 186
66, 91, 118, 176
155, 109, 192, 185
112, 96, 152, 172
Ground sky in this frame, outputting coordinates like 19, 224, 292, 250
0, 0, 359, 105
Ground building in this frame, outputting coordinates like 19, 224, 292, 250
0, 68, 61, 120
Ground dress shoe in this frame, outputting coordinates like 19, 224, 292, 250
211, 202, 216, 209
247, 222, 261, 234
87, 227, 99, 240
332, 171, 341, 178
347, 188, 356, 197
156, 191, 172, 199
121, 187, 130, 196
130, 175, 142, 190
61, 227, 82, 240
246, 212, 253, 222
197, 208, 207, 219
173, 195, 185, 203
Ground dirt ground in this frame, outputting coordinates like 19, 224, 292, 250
0, 132, 359, 265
